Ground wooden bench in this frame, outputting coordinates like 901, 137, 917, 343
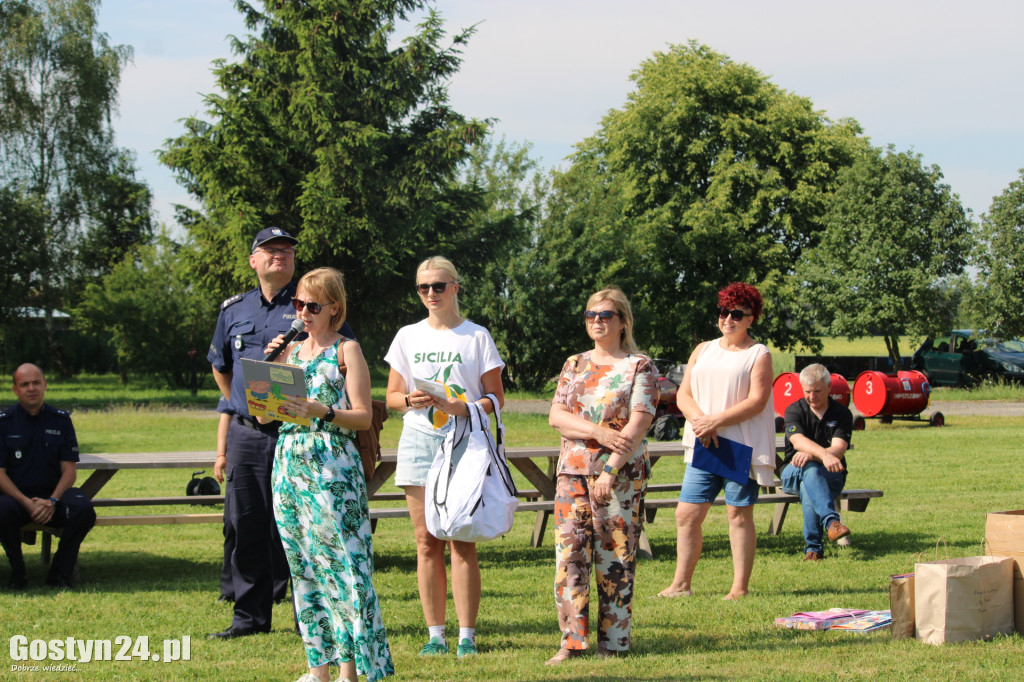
363, 488, 883, 558
24, 487, 882, 563
20, 495, 228, 563
20, 488, 550, 563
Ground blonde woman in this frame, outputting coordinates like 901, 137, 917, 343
262, 268, 393, 682
546, 287, 659, 664
384, 256, 505, 658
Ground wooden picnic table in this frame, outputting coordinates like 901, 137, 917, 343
23, 436, 879, 563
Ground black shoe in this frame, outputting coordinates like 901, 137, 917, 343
5, 574, 28, 591
216, 594, 234, 603
208, 625, 267, 640
45, 572, 73, 588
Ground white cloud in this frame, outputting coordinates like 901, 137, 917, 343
100, 0, 1024, 227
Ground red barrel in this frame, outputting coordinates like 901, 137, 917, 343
852, 370, 931, 417
829, 373, 851, 408
774, 372, 852, 416
772, 372, 802, 417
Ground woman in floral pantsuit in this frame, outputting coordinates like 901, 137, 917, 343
546, 287, 659, 665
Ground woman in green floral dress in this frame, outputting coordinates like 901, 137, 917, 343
262, 267, 393, 682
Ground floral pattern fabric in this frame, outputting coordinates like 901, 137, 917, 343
550, 351, 658, 652
552, 352, 659, 476
273, 340, 394, 681
553, 471, 646, 651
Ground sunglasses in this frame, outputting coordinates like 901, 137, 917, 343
416, 281, 454, 295
718, 307, 753, 321
584, 310, 619, 322
293, 298, 324, 315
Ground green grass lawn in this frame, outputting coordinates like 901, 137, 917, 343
3, 410, 1024, 680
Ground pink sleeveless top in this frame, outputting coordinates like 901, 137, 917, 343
681, 339, 776, 485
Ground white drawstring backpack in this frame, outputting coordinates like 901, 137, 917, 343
425, 393, 518, 542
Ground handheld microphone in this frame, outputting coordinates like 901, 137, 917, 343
265, 318, 305, 362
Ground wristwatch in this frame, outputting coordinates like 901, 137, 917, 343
324, 405, 336, 423
48, 497, 58, 505
602, 464, 619, 477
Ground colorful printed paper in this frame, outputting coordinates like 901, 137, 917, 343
774, 608, 869, 631
830, 610, 893, 633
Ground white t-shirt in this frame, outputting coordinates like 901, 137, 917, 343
384, 318, 505, 435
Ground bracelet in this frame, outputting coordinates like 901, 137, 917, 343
602, 464, 619, 477
216, 455, 227, 460
405, 395, 411, 408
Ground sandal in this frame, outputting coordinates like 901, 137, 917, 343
545, 648, 583, 666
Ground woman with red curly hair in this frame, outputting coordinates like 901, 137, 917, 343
657, 282, 775, 601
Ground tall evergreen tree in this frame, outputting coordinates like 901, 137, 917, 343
160, 0, 492, 355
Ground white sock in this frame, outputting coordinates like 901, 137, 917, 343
459, 627, 476, 644
428, 625, 446, 644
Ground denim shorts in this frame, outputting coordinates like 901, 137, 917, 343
394, 428, 446, 487
678, 463, 759, 507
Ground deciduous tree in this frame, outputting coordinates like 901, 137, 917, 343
506, 42, 866, 388
966, 170, 1024, 339
797, 147, 972, 366
74, 233, 216, 390
0, 0, 152, 372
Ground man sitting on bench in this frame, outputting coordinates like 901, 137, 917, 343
0, 364, 95, 589
780, 363, 853, 562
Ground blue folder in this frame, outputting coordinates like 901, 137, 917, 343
692, 436, 753, 485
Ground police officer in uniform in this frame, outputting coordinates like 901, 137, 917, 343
208, 227, 354, 639
0, 364, 96, 590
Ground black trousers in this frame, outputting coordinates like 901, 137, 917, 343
0, 487, 96, 578
224, 420, 289, 631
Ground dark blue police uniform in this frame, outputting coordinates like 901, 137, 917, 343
215, 397, 237, 601
209, 282, 357, 632
209, 282, 296, 633
0, 403, 96, 583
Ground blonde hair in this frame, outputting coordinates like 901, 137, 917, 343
416, 255, 461, 315
586, 286, 638, 354
297, 267, 348, 332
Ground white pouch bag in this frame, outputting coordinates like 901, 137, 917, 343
425, 393, 518, 542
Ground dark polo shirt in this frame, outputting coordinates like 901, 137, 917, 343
783, 398, 853, 469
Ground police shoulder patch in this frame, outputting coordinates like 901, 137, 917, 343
221, 293, 244, 310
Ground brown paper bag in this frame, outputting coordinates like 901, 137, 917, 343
889, 573, 915, 640
914, 555, 1013, 645
985, 510, 1024, 634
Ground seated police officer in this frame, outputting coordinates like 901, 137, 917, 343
780, 363, 853, 561
0, 364, 96, 589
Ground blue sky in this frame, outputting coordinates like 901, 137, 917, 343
97, 0, 1024, 229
